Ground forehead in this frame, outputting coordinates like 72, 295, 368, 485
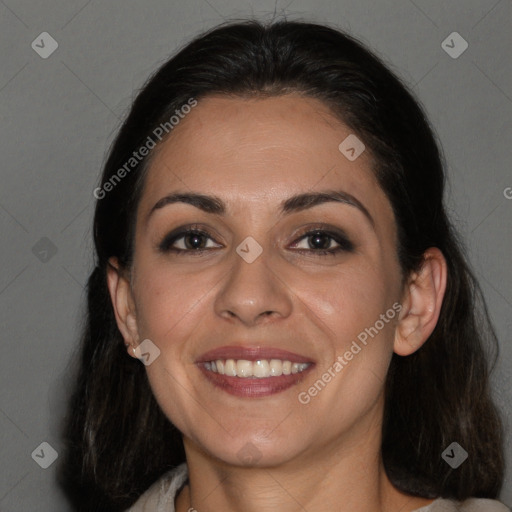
138, 94, 393, 227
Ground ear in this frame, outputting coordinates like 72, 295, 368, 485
106, 257, 140, 359
394, 247, 447, 356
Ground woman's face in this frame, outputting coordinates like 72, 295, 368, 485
123, 94, 405, 467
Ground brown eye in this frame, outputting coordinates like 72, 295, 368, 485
290, 229, 354, 256
159, 228, 221, 253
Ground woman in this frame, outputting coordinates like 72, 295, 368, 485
58, 20, 510, 512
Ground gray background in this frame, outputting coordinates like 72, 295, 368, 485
0, 0, 510, 510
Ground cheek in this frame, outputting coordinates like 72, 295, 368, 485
133, 263, 213, 340
296, 266, 397, 418
131, 265, 219, 429
292, 261, 400, 411
294, 261, 398, 344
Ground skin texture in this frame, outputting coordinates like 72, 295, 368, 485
107, 94, 447, 512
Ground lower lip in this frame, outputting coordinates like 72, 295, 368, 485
198, 364, 314, 398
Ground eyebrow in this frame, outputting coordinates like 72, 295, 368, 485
147, 189, 375, 228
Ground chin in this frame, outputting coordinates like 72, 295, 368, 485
193, 427, 306, 469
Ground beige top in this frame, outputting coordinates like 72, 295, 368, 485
126, 463, 510, 512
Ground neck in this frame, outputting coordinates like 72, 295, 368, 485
175, 411, 435, 512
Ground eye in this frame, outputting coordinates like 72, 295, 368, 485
158, 225, 354, 257
290, 228, 354, 256
158, 226, 222, 254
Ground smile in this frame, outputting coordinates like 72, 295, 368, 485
196, 346, 315, 398
203, 359, 311, 378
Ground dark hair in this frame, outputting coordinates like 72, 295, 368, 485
57, 19, 505, 510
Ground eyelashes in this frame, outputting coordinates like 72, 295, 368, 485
157, 224, 355, 257
159, 226, 220, 253
288, 228, 355, 255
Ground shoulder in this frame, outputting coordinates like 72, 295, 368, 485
455, 500, 511, 512
415, 498, 511, 512
125, 463, 188, 512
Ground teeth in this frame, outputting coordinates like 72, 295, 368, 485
253, 359, 270, 378
203, 359, 310, 378
269, 359, 283, 376
224, 359, 237, 377
236, 359, 252, 378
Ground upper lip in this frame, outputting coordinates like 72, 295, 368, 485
196, 345, 314, 364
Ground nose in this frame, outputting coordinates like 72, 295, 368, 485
213, 245, 293, 327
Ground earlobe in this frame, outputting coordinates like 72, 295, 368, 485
394, 248, 447, 356
106, 257, 140, 358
